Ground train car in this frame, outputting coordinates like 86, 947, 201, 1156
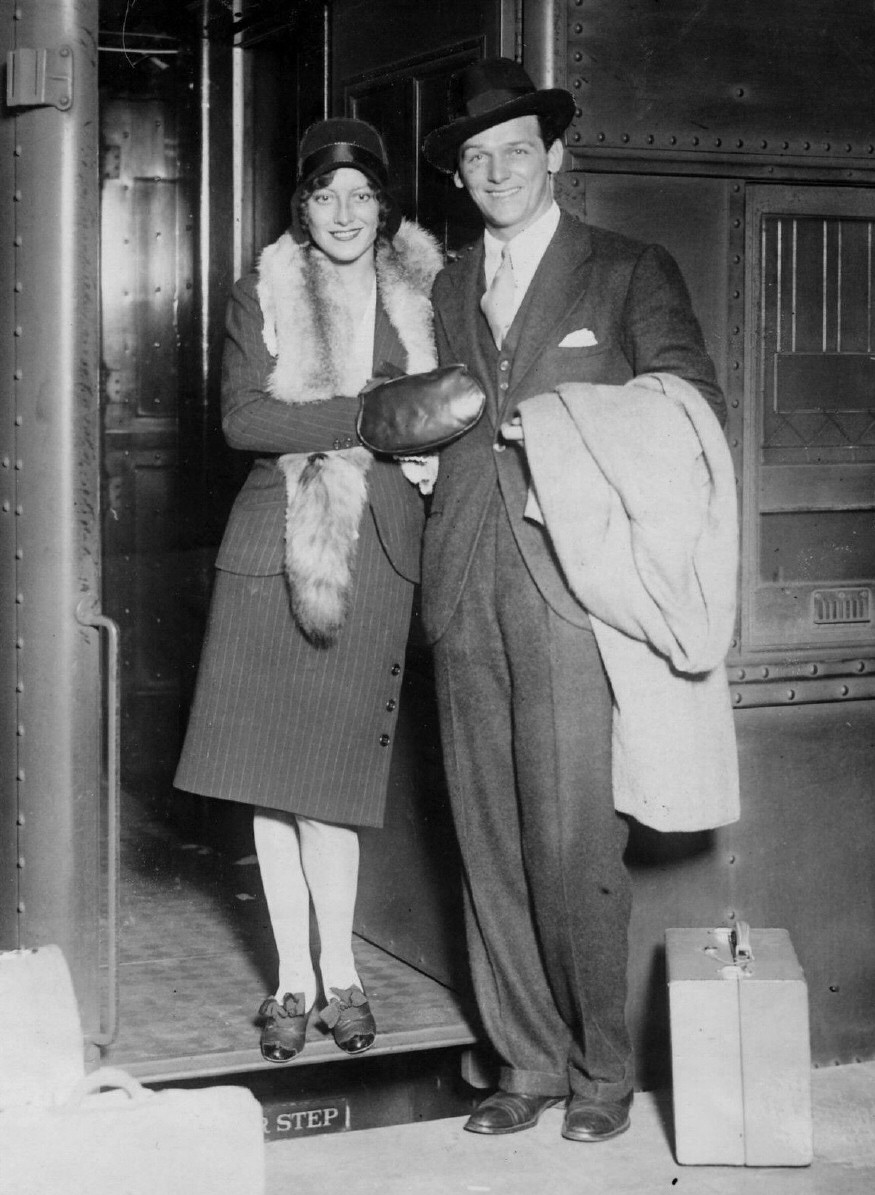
1, 0, 873, 1139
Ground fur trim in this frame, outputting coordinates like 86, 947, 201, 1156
258, 219, 442, 645
257, 218, 442, 403
278, 449, 371, 647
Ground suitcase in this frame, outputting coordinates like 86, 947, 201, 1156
0, 947, 265, 1194
666, 923, 813, 1167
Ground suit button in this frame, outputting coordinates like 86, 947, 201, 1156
332, 438, 342, 450
386, 699, 397, 712
499, 381, 508, 391
379, 734, 391, 747
499, 360, 510, 371
390, 663, 401, 675
493, 441, 506, 453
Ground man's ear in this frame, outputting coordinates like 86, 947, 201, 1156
453, 169, 465, 190
546, 138, 565, 174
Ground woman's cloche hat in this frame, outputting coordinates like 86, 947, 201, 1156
422, 57, 576, 174
291, 117, 402, 241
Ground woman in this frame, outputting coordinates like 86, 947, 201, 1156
175, 119, 442, 1062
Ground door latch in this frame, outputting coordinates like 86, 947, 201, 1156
6, 46, 73, 111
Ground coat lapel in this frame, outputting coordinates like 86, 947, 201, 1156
507, 213, 594, 398
438, 241, 500, 424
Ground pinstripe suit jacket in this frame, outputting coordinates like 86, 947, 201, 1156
214, 272, 424, 583
421, 212, 724, 642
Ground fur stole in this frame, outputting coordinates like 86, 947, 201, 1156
256, 219, 442, 646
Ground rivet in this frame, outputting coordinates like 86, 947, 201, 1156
13, 235, 22, 246
855, 661, 866, 672
16, 769, 24, 781
13, 325, 22, 336
13, 369, 23, 380
621, 133, 630, 143
787, 689, 796, 701
692, 136, 699, 146
2, 501, 9, 512
731, 398, 739, 407
597, 132, 605, 142
14, 415, 22, 425
824, 142, 831, 151
14, 459, 21, 470
13, 190, 22, 202
735, 88, 744, 98
60, 46, 70, 57
14, 281, 22, 292
733, 692, 742, 704
669, 135, 676, 145
17, 856, 25, 869
714, 138, 722, 147
17, 901, 25, 914
16, 726, 24, 739
573, 131, 581, 142
737, 669, 746, 680
16, 638, 23, 649
839, 685, 849, 696
646, 134, 654, 144
809, 664, 818, 676
736, 139, 744, 148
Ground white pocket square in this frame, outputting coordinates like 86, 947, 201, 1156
558, 328, 598, 348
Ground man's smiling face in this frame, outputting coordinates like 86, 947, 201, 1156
454, 114, 564, 242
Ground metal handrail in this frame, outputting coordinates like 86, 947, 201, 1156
76, 597, 120, 1048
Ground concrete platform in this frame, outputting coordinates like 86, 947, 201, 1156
266, 1061, 875, 1194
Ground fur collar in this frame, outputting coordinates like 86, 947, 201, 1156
257, 219, 442, 402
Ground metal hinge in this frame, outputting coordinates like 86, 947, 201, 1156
6, 46, 73, 111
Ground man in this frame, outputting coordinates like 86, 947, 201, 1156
420, 58, 725, 1142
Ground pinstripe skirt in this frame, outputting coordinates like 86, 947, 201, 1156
173, 509, 414, 827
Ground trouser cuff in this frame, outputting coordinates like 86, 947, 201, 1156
500, 1066, 569, 1098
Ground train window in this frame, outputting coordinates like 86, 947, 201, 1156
743, 186, 875, 655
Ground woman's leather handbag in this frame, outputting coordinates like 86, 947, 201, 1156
356, 364, 486, 455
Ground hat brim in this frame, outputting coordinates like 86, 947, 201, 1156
422, 89, 576, 174
290, 161, 402, 245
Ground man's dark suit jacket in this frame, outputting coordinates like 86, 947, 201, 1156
422, 211, 724, 644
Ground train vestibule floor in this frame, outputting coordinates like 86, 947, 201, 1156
102, 785, 476, 1082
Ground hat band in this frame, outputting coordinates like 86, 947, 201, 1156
461, 84, 534, 119
298, 142, 388, 188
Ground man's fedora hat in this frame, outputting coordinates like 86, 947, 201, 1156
291, 117, 402, 241
422, 57, 575, 174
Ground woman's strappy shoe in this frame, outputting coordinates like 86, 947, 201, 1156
258, 992, 308, 1063
320, 985, 376, 1055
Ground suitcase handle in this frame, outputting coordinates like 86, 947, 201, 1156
731, 920, 754, 963
68, 1067, 150, 1106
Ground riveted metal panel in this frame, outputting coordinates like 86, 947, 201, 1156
564, 0, 875, 164
2, 0, 102, 1037
0, 1, 21, 945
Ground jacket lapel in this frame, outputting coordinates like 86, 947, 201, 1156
507, 213, 594, 397
438, 241, 500, 425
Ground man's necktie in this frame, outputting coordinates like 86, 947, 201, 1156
480, 245, 516, 348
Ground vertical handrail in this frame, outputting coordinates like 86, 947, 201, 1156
76, 597, 121, 1047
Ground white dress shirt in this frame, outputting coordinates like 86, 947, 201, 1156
483, 201, 561, 327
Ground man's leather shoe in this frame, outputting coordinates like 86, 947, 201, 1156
561, 1092, 633, 1142
465, 1091, 563, 1135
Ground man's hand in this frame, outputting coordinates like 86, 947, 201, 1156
499, 415, 525, 445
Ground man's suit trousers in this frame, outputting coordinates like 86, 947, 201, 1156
433, 495, 634, 1101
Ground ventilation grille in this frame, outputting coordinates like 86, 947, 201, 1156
812, 588, 871, 625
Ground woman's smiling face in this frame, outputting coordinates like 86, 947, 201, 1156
305, 167, 380, 265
